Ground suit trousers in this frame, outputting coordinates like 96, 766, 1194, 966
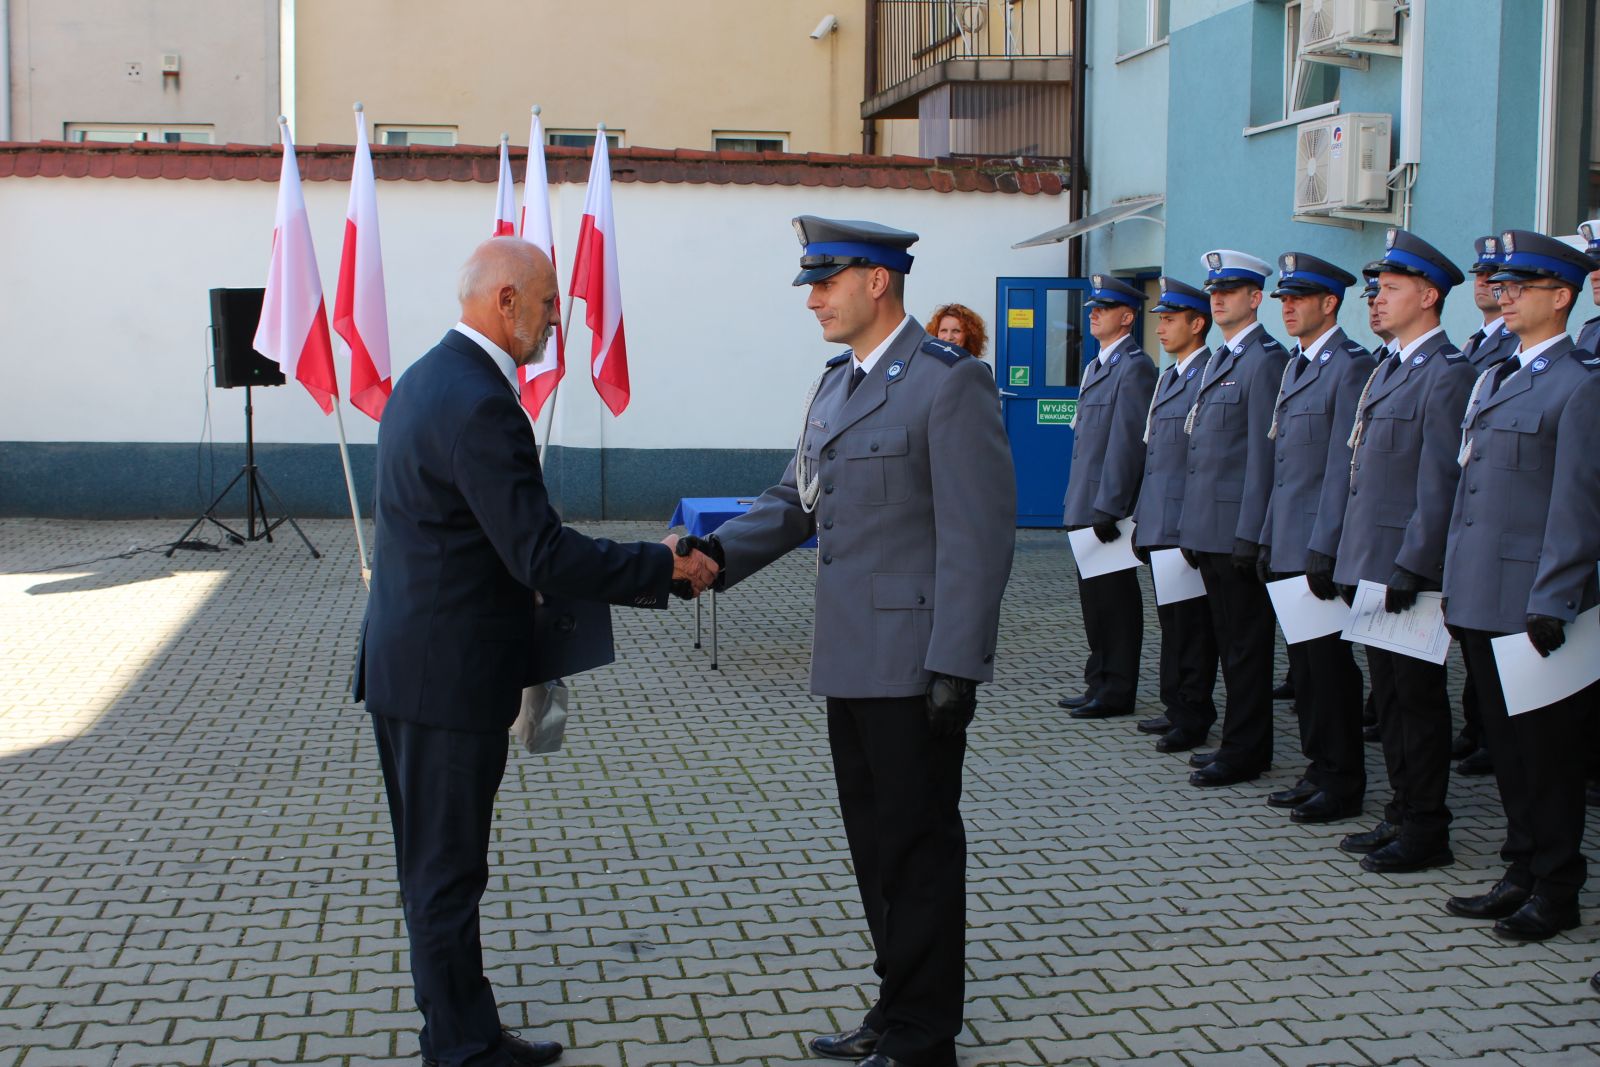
1075, 567, 1143, 708
1460, 660, 1484, 748
1286, 633, 1365, 802
1155, 594, 1218, 739
1197, 552, 1275, 769
828, 696, 965, 1067
1367, 648, 1452, 845
372, 714, 510, 1067
1458, 631, 1589, 902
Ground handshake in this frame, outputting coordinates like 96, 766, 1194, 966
662, 533, 723, 599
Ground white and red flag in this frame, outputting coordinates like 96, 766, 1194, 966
254, 117, 338, 413
517, 108, 564, 419
569, 127, 630, 416
493, 134, 516, 236
333, 105, 392, 422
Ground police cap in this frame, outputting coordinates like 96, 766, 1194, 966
792, 215, 918, 286
1084, 274, 1148, 309
1151, 276, 1210, 314
1373, 228, 1465, 291
1201, 249, 1272, 291
1490, 229, 1599, 287
1469, 235, 1502, 276
1271, 252, 1356, 298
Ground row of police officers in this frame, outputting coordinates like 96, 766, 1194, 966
1062, 225, 1600, 946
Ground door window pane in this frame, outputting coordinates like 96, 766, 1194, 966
1549, 0, 1600, 233
1045, 288, 1083, 388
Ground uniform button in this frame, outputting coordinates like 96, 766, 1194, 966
823, 518, 834, 529
916, 595, 926, 604
827, 448, 837, 460
1468, 485, 1477, 493
983, 653, 994, 664
824, 484, 835, 494
1567, 600, 1575, 609
1189, 467, 1196, 475
1277, 454, 1285, 463
1464, 518, 1473, 526
1276, 480, 1284, 487
1354, 463, 1361, 471
870, 442, 880, 452
822, 553, 832, 564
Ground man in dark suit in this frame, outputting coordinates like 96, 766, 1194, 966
353, 238, 715, 1067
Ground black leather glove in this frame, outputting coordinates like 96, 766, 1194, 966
1304, 550, 1338, 601
926, 674, 977, 736
1133, 544, 1152, 565
1254, 544, 1273, 585
1384, 565, 1424, 613
1337, 584, 1356, 606
670, 534, 725, 599
1180, 547, 1201, 569
1232, 538, 1262, 580
1092, 511, 1122, 544
1526, 614, 1566, 658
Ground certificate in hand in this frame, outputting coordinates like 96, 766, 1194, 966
1067, 519, 1140, 579
1491, 606, 1600, 717
1266, 575, 1352, 644
1340, 579, 1451, 664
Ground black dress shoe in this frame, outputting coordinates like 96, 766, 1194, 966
1266, 780, 1318, 808
1590, 970, 1600, 995
1493, 895, 1580, 942
1137, 715, 1171, 734
809, 1025, 881, 1061
1272, 679, 1295, 701
1450, 732, 1475, 759
856, 1056, 910, 1067
1456, 747, 1494, 776
1445, 876, 1532, 920
1290, 791, 1361, 824
424, 1030, 562, 1067
1340, 821, 1400, 854
1068, 698, 1133, 719
1188, 749, 1217, 769
1362, 724, 1381, 743
1057, 692, 1092, 710
1189, 759, 1264, 787
1155, 728, 1203, 753
1360, 838, 1454, 873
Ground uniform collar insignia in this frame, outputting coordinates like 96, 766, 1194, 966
1109, 351, 1121, 366
1531, 357, 1549, 373
886, 359, 905, 380
1319, 351, 1332, 363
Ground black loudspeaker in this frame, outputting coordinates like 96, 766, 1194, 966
209, 287, 286, 388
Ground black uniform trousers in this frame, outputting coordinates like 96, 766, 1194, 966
1460, 660, 1484, 748
1075, 568, 1143, 708
1367, 647, 1452, 846
1155, 592, 1218, 740
1286, 632, 1366, 802
1458, 631, 1589, 902
827, 696, 965, 1067
1196, 552, 1275, 769
372, 714, 510, 1067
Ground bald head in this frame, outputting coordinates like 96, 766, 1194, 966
457, 238, 560, 366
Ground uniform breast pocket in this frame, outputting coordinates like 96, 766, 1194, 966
1484, 410, 1544, 471
1076, 391, 1112, 429
842, 425, 911, 505
1201, 385, 1241, 428
1287, 396, 1327, 445
1367, 398, 1416, 452
1156, 411, 1185, 442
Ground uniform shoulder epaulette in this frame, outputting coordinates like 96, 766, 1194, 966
825, 351, 852, 368
1339, 339, 1368, 358
1260, 335, 1284, 351
1444, 351, 1466, 363
1580, 356, 1600, 369
920, 338, 969, 365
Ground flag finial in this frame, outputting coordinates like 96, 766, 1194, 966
500, 133, 509, 145
277, 114, 289, 127
532, 105, 541, 116
353, 102, 364, 114
597, 122, 608, 132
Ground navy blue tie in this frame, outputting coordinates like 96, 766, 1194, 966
848, 365, 866, 396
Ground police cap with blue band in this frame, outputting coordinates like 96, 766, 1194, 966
1580, 219, 1600, 257
1360, 260, 1382, 300
1271, 252, 1356, 298
1489, 229, 1600, 287
1468, 235, 1502, 276
1151, 276, 1210, 314
792, 215, 918, 286
1372, 228, 1465, 291
1201, 249, 1272, 292
1084, 273, 1147, 309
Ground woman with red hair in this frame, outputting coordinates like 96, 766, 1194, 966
928, 302, 990, 370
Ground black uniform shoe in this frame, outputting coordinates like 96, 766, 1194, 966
1272, 678, 1295, 701
1456, 747, 1494, 776
1068, 698, 1133, 720
1360, 839, 1454, 873
1340, 821, 1400, 854
1189, 760, 1265, 787
1188, 750, 1218, 769
1137, 715, 1172, 734
1450, 732, 1475, 759
809, 1026, 881, 1061
425, 1030, 562, 1067
1590, 971, 1600, 995
1445, 876, 1532, 920
1290, 791, 1361, 824
1493, 895, 1580, 942
855, 1056, 911, 1067
1155, 728, 1204, 753
1057, 693, 1092, 710
1362, 724, 1381, 743
1266, 780, 1318, 808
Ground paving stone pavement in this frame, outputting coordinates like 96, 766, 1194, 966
0, 517, 1597, 1067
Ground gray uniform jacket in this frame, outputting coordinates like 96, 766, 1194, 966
1575, 314, 1600, 356
1464, 322, 1517, 369
1333, 332, 1473, 588
1177, 323, 1289, 554
1443, 339, 1600, 633
712, 320, 1017, 699
1132, 353, 1208, 549
1259, 329, 1375, 572
1061, 337, 1158, 526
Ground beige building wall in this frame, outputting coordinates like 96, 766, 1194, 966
5, 0, 280, 143
293, 1, 869, 153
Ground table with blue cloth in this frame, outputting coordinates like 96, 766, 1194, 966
668, 496, 815, 669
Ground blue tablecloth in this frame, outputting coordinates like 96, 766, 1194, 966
670, 496, 816, 548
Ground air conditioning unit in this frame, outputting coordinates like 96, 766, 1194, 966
1299, 0, 1397, 56
1294, 113, 1392, 214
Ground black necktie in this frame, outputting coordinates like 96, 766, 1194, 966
1465, 329, 1485, 358
1487, 357, 1519, 398
1291, 348, 1307, 379
848, 365, 866, 396
1380, 352, 1402, 382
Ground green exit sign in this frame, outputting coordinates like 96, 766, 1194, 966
1038, 399, 1076, 425
1009, 366, 1030, 387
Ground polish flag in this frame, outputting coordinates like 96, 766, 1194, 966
493, 134, 516, 236
333, 105, 392, 422
569, 127, 629, 416
517, 108, 564, 419
254, 117, 338, 414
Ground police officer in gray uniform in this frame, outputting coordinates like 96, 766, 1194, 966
695, 217, 1016, 1067
1059, 274, 1157, 720
1132, 277, 1219, 751
1182, 251, 1289, 787
1334, 228, 1473, 871
1576, 220, 1600, 355
1442, 229, 1600, 943
1258, 253, 1375, 823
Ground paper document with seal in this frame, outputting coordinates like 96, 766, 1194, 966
1067, 519, 1141, 579
1340, 579, 1451, 664
1491, 606, 1600, 716
1266, 575, 1353, 644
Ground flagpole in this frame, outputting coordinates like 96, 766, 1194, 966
331, 400, 371, 583
537, 120, 598, 466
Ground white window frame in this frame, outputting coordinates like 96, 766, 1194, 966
65, 122, 214, 144
1283, 0, 1342, 120
1115, 0, 1171, 63
712, 131, 790, 153
374, 125, 458, 147
547, 129, 625, 149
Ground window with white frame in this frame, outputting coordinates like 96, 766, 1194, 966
65, 123, 213, 143
1116, 0, 1170, 58
1544, 0, 1600, 233
376, 125, 457, 147
1283, 0, 1340, 119
547, 129, 624, 149
713, 131, 789, 153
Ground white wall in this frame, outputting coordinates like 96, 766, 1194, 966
0, 175, 1069, 450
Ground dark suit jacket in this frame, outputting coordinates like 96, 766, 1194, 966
352, 329, 673, 733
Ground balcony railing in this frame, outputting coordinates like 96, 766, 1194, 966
868, 0, 1074, 104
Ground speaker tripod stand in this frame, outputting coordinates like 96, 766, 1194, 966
167, 385, 320, 558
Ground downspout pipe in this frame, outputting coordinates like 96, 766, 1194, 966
1067, 0, 1087, 276
1, 0, 13, 142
